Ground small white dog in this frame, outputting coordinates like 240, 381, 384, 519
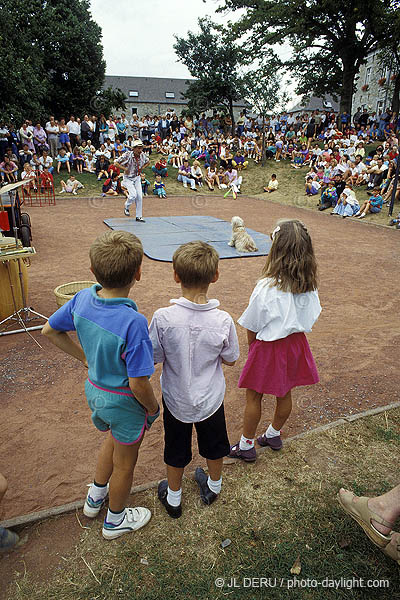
228, 216, 258, 252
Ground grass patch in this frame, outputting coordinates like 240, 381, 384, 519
50, 142, 397, 228
6, 408, 400, 599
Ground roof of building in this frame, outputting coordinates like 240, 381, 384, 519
288, 94, 340, 114
103, 75, 248, 108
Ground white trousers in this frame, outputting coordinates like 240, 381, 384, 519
123, 175, 143, 218
230, 176, 242, 193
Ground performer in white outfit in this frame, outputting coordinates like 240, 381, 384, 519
114, 139, 149, 221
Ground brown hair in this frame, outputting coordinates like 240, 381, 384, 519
173, 241, 219, 287
261, 219, 317, 294
89, 230, 143, 289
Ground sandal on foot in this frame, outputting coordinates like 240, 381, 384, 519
337, 489, 394, 549
382, 531, 400, 565
228, 443, 256, 463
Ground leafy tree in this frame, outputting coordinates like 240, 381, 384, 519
0, 0, 124, 123
376, 8, 400, 114
174, 17, 247, 129
243, 64, 289, 164
218, 0, 398, 116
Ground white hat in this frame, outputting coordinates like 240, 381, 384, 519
132, 139, 143, 147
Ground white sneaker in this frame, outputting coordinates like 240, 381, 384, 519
83, 483, 109, 518
59, 189, 65, 194
183, 182, 187, 188
102, 507, 151, 540
72, 190, 77, 195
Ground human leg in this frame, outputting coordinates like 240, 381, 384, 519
229, 389, 262, 462
123, 176, 136, 215
133, 176, 143, 219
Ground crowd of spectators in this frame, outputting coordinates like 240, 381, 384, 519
0, 107, 398, 221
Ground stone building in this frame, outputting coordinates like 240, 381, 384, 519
103, 75, 249, 119
352, 50, 396, 117
287, 94, 339, 116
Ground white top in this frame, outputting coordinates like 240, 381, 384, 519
238, 278, 321, 342
149, 297, 240, 423
67, 121, 80, 135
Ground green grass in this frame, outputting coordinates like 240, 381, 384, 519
6, 408, 400, 600
54, 142, 396, 228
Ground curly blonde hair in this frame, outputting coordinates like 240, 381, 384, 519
261, 219, 317, 294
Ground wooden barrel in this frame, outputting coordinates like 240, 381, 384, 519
0, 258, 29, 321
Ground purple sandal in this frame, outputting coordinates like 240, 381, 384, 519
257, 433, 283, 451
229, 442, 256, 463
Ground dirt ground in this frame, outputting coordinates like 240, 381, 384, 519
1, 193, 400, 526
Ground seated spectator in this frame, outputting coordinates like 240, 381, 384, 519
72, 147, 85, 173
84, 153, 96, 173
366, 158, 387, 190
38, 150, 54, 174
152, 157, 168, 177
225, 166, 242, 194
318, 182, 338, 211
232, 150, 248, 170
263, 174, 278, 193
21, 163, 37, 192
205, 165, 219, 190
388, 212, 400, 228
19, 144, 33, 167
141, 172, 150, 196
355, 188, 383, 218
56, 148, 71, 174
177, 160, 197, 190
108, 160, 120, 178
305, 176, 321, 196
0, 156, 18, 184
102, 172, 123, 196
30, 153, 41, 173
39, 166, 54, 193
153, 174, 167, 198
95, 155, 109, 180
191, 160, 204, 186
59, 174, 84, 195
331, 185, 360, 218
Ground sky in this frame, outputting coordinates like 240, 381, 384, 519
90, 0, 298, 107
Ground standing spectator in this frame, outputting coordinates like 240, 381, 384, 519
0, 122, 9, 160
58, 118, 72, 152
33, 122, 48, 153
99, 116, 109, 145
67, 115, 80, 148
130, 114, 140, 139
80, 114, 92, 142
45, 116, 59, 157
19, 122, 35, 152
91, 115, 99, 146
107, 116, 116, 142
158, 115, 170, 140
116, 116, 127, 143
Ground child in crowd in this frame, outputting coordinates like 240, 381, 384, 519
84, 154, 96, 173
318, 182, 338, 211
42, 231, 159, 539
102, 172, 123, 196
305, 176, 321, 196
59, 174, 84, 195
263, 174, 278, 193
152, 157, 168, 177
56, 148, 71, 174
331, 185, 360, 217
205, 165, 220, 191
39, 166, 54, 193
153, 174, 167, 198
21, 162, 37, 193
355, 187, 383, 218
232, 150, 248, 171
141, 172, 150, 196
149, 241, 239, 517
191, 160, 204, 186
229, 220, 321, 462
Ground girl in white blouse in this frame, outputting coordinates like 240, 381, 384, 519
229, 219, 321, 462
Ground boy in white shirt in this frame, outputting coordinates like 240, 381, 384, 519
149, 241, 239, 518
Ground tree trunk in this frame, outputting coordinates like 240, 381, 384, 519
339, 57, 356, 124
261, 115, 266, 167
391, 73, 400, 116
229, 98, 235, 135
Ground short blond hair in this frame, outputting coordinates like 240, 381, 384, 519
90, 230, 143, 289
173, 241, 219, 287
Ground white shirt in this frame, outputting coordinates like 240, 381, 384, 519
149, 297, 240, 423
67, 120, 80, 135
238, 278, 321, 342
38, 156, 53, 171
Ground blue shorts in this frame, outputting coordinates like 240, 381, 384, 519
85, 379, 159, 445
59, 133, 70, 144
370, 206, 381, 213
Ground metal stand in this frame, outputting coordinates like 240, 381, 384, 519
0, 188, 47, 344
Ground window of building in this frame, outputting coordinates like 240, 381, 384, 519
131, 107, 138, 115
365, 67, 371, 85
129, 91, 139, 97
376, 100, 384, 114
165, 92, 175, 99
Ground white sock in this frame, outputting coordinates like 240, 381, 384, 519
106, 508, 125, 525
89, 482, 108, 502
239, 434, 254, 450
266, 424, 281, 438
167, 487, 182, 507
207, 476, 222, 495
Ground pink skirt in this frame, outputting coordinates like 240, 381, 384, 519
238, 333, 319, 398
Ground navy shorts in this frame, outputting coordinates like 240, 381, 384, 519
162, 398, 230, 468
